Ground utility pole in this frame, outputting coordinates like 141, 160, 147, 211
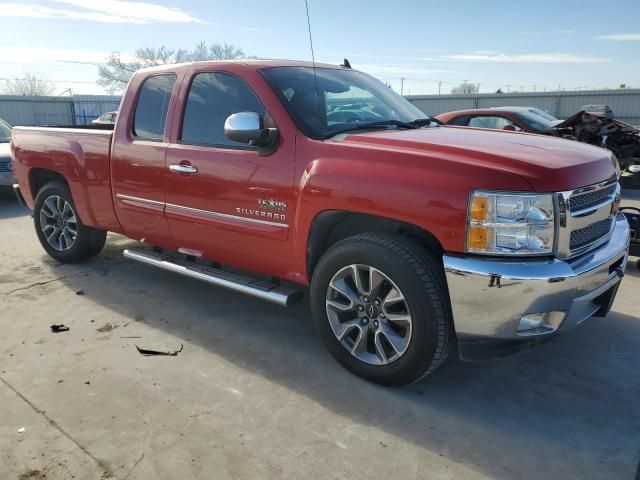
438, 81, 442, 95
506, 85, 511, 93
476, 83, 480, 94
400, 77, 405, 96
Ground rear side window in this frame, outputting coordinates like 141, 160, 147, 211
181, 72, 265, 148
468, 116, 513, 129
447, 115, 471, 126
133, 74, 176, 140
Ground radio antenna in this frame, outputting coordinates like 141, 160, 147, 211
304, 0, 321, 112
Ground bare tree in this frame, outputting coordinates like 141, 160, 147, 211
451, 83, 478, 95
98, 41, 249, 91
2, 72, 55, 96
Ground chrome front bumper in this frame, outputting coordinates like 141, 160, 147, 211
444, 214, 630, 356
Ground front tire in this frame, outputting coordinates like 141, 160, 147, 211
311, 233, 454, 386
33, 181, 106, 263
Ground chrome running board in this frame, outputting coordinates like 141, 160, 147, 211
123, 247, 302, 307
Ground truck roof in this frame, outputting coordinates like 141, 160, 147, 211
136, 59, 346, 75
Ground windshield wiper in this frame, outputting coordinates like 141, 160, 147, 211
326, 118, 437, 139
407, 117, 442, 127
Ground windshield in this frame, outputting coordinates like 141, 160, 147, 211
516, 109, 559, 132
0, 119, 11, 143
260, 66, 432, 139
528, 108, 557, 122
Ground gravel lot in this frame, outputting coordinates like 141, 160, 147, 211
1, 186, 639, 480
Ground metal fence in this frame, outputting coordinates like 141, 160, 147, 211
0, 95, 122, 126
2, 89, 639, 127
406, 89, 640, 125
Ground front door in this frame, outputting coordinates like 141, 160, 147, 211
164, 70, 296, 278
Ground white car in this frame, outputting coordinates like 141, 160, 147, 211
91, 111, 118, 125
0, 119, 14, 187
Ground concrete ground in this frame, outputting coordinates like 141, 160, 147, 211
1, 186, 639, 480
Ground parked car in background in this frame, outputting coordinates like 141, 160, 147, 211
91, 111, 117, 125
435, 106, 562, 134
580, 104, 614, 118
0, 118, 15, 187
437, 106, 640, 172
555, 110, 640, 172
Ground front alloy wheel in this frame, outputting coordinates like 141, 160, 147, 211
311, 233, 454, 386
326, 264, 413, 366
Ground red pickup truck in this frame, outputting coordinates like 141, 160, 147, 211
11, 60, 630, 386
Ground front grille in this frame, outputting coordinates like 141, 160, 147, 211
0, 162, 11, 173
555, 178, 619, 259
569, 183, 617, 212
570, 217, 613, 251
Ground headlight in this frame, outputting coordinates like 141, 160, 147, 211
466, 191, 555, 255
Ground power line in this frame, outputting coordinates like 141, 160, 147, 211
0, 77, 98, 85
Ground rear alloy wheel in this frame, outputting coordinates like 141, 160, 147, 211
33, 181, 106, 263
39, 195, 78, 252
311, 233, 454, 386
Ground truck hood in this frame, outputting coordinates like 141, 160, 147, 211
341, 126, 618, 191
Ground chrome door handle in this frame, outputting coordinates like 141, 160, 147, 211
170, 164, 198, 174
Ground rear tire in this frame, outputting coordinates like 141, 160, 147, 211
310, 233, 454, 386
33, 181, 106, 263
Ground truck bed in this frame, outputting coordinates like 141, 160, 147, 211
11, 126, 121, 232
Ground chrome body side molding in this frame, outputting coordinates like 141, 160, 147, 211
115, 193, 289, 228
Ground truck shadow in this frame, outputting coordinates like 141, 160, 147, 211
0, 187, 29, 219
55, 240, 640, 480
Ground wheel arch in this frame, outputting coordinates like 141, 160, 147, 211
306, 210, 444, 279
29, 168, 70, 200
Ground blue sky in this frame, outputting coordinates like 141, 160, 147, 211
0, 0, 639, 95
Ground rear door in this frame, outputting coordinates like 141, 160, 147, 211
111, 73, 178, 246
163, 68, 296, 278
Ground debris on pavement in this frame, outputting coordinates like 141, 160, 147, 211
17, 427, 25, 434
50, 324, 69, 333
135, 344, 183, 356
120, 336, 142, 339
96, 323, 117, 333
18, 468, 46, 480
75, 290, 85, 295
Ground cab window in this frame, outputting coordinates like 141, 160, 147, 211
132, 74, 176, 140
180, 72, 266, 148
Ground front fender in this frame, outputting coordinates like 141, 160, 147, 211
291, 156, 469, 283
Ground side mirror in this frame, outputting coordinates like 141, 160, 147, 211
224, 112, 279, 153
502, 124, 516, 131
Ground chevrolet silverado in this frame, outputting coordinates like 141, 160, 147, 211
11, 60, 630, 385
